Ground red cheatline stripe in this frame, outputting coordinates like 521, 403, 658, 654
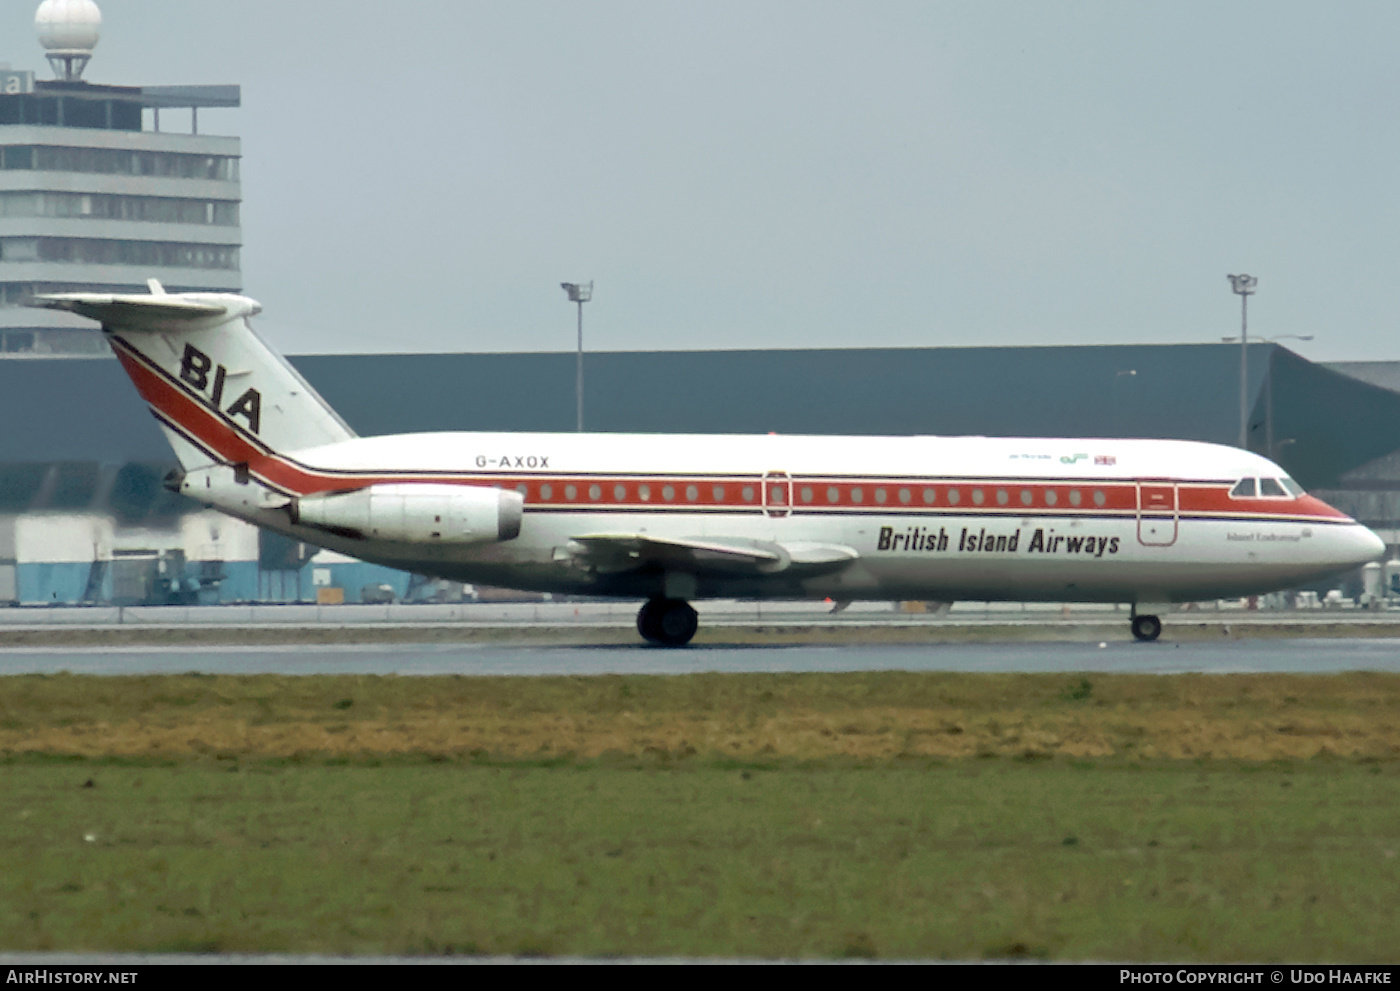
114, 343, 265, 467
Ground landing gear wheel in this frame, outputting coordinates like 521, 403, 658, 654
1131, 614, 1162, 643
637, 598, 699, 647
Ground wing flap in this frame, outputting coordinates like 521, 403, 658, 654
568, 533, 857, 577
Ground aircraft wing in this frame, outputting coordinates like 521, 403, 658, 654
567, 533, 858, 577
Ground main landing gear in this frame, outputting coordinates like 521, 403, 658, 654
637, 597, 699, 647
1130, 613, 1163, 643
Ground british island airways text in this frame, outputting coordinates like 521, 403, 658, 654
879, 525, 1120, 557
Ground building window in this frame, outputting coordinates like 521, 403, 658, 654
0, 191, 238, 226
2, 237, 239, 271
0, 145, 239, 181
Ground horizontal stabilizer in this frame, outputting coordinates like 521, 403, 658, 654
31, 292, 230, 325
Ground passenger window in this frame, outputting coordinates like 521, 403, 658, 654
1230, 478, 1257, 498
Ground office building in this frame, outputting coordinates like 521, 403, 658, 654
0, 0, 239, 356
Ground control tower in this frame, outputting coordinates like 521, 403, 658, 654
0, 1, 241, 356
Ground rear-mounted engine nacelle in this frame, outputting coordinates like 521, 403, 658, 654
293, 483, 523, 543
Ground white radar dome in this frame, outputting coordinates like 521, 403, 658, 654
35, 0, 102, 52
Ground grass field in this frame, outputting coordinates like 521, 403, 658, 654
2, 671, 1399, 959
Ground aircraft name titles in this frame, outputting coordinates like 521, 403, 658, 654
878, 525, 1121, 557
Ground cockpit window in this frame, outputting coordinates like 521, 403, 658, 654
1258, 477, 1287, 497
1230, 478, 1257, 498
1281, 476, 1304, 497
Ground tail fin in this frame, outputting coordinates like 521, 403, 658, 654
31, 285, 355, 473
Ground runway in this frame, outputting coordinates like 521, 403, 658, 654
3, 637, 1399, 676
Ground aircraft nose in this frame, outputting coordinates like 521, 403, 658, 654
1360, 526, 1387, 562
1335, 524, 1386, 568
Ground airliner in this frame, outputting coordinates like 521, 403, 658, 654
33, 284, 1385, 646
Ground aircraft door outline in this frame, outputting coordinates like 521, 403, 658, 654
763, 470, 792, 518
1136, 481, 1178, 546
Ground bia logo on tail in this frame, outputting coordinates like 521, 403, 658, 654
178, 343, 262, 435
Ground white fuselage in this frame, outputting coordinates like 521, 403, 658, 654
197, 430, 1382, 606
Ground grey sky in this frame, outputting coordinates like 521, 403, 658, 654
8, 1, 1400, 360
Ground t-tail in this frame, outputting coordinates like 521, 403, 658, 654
31, 281, 355, 496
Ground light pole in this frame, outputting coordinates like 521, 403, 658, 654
561, 281, 592, 432
1227, 274, 1258, 449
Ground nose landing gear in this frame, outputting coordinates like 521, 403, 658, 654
637, 597, 699, 647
